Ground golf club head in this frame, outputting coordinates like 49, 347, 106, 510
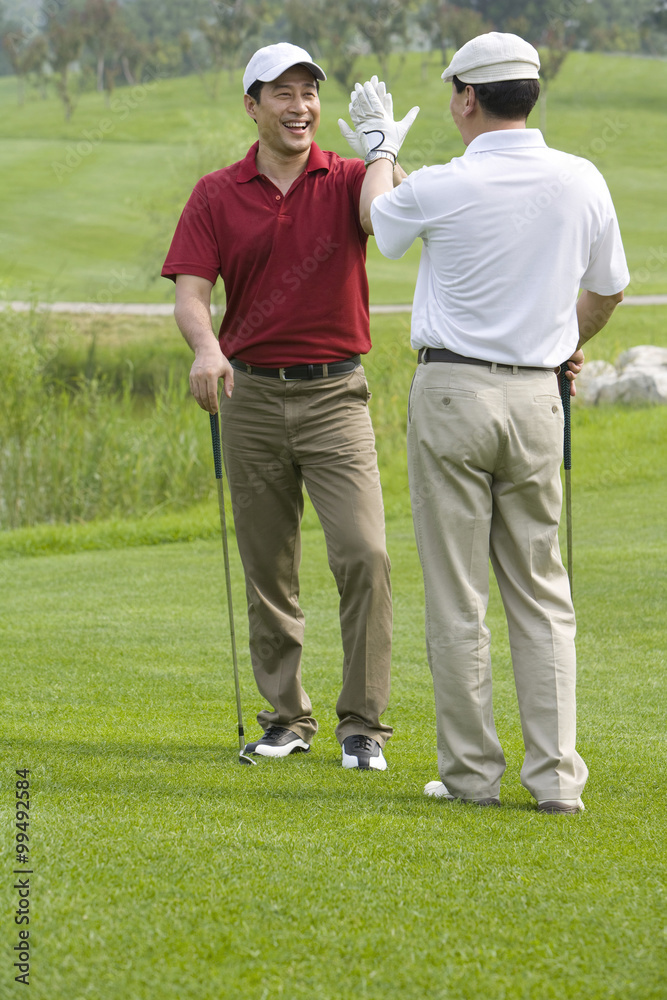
238, 752, 257, 766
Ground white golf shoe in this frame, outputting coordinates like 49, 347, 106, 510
424, 780, 501, 807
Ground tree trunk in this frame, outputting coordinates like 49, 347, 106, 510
121, 56, 135, 86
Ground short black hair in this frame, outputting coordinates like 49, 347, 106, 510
452, 74, 539, 121
246, 72, 320, 104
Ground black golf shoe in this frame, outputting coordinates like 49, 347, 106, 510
244, 726, 310, 758
341, 735, 387, 771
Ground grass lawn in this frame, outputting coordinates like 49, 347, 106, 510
0, 474, 665, 998
0, 51, 666, 303
1, 307, 666, 997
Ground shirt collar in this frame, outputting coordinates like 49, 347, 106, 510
237, 141, 329, 183
464, 128, 546, 155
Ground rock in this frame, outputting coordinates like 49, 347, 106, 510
596, 370, 667, 405
616, 345, 667, 372
576, 345, 667, 405
574, 360, 616, 405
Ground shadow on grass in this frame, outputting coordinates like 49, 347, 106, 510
4, 735, 541, 813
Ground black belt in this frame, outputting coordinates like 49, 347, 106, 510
231, 356, 361, 381
418, 347, 551, 373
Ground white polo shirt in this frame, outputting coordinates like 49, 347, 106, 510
371, 129, 629, 367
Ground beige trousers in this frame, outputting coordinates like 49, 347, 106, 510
407, 360, 588, 802
220, 366, 392, 747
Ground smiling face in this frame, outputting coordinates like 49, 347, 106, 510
244, 65, 321, 160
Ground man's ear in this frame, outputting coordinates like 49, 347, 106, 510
243, 93, 257, 122
462, 85, 477, 118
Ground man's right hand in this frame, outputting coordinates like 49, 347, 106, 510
189, 346, 234, 413
174, 274, 234, 412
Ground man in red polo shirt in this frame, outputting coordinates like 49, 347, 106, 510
162, 43, 416, 770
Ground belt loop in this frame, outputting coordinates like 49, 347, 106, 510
307, 364, 314, 379
322, 363, 328, 377
279, 367, 287, 380
421, 348, 429, 364
490, 362, 498, 373
245, 363, 252, 374
512, 365, 519, 375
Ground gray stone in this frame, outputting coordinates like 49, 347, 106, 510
576, 345, 667, 405
573, 360, 616, 405
596, 370, 667, 405
616, 345, 667, 372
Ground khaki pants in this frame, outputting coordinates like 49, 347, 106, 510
407, 360, 588, 802
220, 366, 392, 746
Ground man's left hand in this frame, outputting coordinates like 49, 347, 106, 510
338, 75, 419, 164
559, 348, 585, 397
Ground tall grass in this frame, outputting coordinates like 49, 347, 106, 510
1, 304, 665, 535
0, 308, 417, 532
0, 308, 211, 529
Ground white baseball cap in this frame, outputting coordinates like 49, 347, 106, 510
441, 32, 540, 84
243, 42, 326, 94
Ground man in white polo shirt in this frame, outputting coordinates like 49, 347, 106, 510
340, 33, 629, 812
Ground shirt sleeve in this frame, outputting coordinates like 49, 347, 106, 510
161, 178, 221, 284
370, 172, 426, 259
580, 211, 630, 295
579, 170, 630, 295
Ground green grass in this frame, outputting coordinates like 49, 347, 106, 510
1, 298, 666, 997
0, 51, 666, 303
1, 302, 665, 537
0, 435, 665, 999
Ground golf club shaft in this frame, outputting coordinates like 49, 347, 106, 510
209, 410, 246, 754
560, 363, 573, 597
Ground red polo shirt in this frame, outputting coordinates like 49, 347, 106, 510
162, 142, 371, 365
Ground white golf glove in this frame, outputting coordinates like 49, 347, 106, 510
338, 75, 388, 158
338, 75, 419, 165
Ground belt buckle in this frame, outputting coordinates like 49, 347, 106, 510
279, 367, 302, 381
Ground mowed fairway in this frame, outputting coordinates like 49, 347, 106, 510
1, 51, 666, 303
0, 449, 665, 999
1, 310, 666, 998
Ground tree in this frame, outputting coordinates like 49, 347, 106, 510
3, 31, 33, 103
318, 0, 365, 92
417, 2, 491, 66
467, 0, 545, 37
648, 0, 667, 29
46, 14, 83, 120
197, 0, 269, 96
357, 0, 413, 82
536, 25, 571, 136
81, 0, 123, 93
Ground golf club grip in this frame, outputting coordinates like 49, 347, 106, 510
209, 411, 223, 480
560, 362, 572, 471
